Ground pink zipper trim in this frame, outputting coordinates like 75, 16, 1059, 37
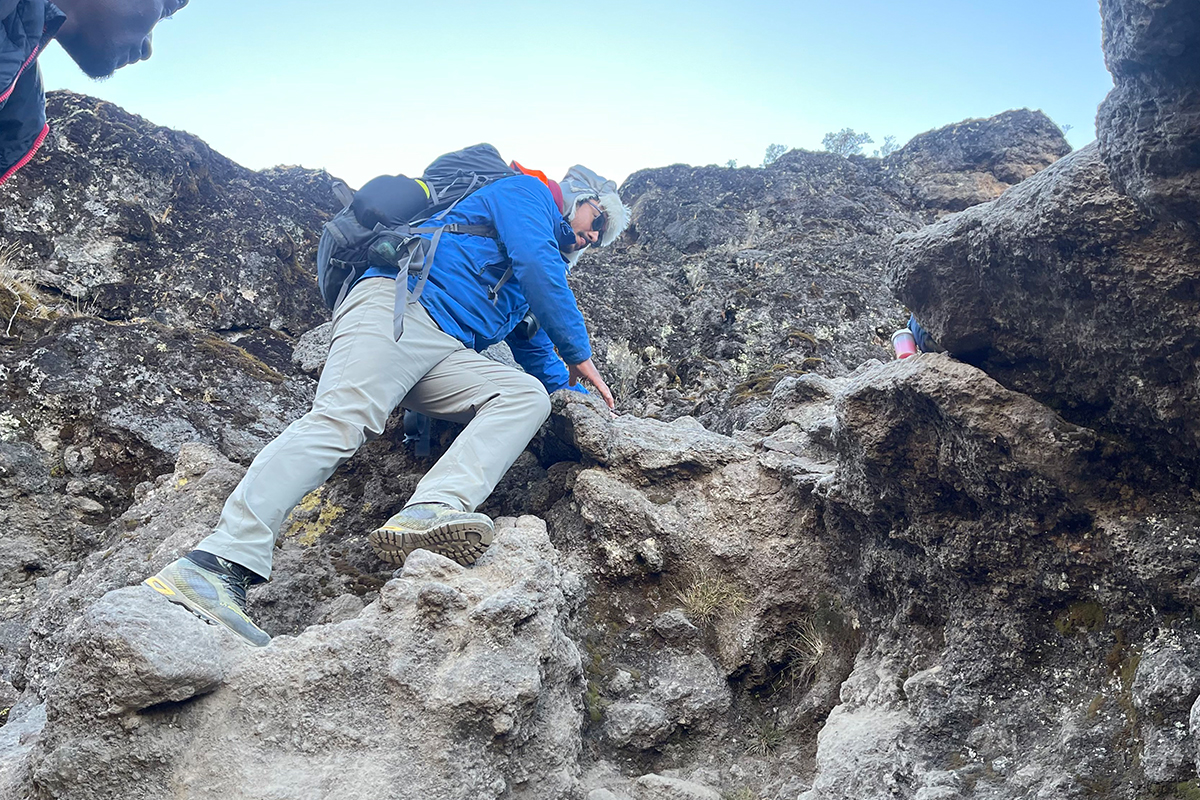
0, 122, 49, 186
0, 43, 42, 106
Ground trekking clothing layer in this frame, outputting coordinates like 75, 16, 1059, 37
907, 314, 939, 353
195, 278, 552, 579
0, 0, 64, 185
406, 175, 592, 366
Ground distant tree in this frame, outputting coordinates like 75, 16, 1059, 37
1061, 123, 1074, 135
725, 158, 738, 168
872, 135, 900, 158
762, 144, 787, 167
822, 128, 874, 157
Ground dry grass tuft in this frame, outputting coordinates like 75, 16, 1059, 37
0, 243, 58, 336
605, 339, 642, 399
744, 721, 785, 757
776, 619, 831, 691
673, 564, 747, 625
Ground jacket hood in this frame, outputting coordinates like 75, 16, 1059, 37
559, 165, 630, 249
0, 0, 21, 22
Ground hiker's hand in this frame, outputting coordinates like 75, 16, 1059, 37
569, 359, 615, 410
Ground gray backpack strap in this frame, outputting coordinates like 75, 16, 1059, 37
334, 270, 357, 310
388, 188, 504, 340
488, 266, 513, 303
392, 269, 410, 340
331, 179, 355, 209
408, 226, 444, 309
406, 223, 496, 238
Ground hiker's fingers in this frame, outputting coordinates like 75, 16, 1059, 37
591, 372, 615, 410
568, 359, 616, 410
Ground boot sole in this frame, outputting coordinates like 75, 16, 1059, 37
143, 574, 270, 647
368, 520, 494, 567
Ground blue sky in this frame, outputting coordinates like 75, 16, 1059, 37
39, 0, 1113, 189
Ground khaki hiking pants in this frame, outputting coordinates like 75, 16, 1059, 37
196, 277, 552, 579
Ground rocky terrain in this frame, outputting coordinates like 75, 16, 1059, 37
1, 0, 1199, 797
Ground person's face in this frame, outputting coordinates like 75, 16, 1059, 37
53, 0, 188, 79
566, 198, 607, 253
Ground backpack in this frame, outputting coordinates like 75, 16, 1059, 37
315, 144, 518, 327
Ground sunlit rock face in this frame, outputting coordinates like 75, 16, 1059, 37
882, 108, 1073, 212
0, 93, 337, 335
5, 1, 1200, 795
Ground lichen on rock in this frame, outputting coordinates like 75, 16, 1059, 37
3, 2, 1200, 796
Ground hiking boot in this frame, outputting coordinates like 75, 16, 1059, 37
369, 503, 494, 567
143, 552, 271, 647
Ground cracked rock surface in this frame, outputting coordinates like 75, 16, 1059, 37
3, 2, 1200, 796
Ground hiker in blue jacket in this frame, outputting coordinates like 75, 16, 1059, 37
1, 0, 187, 186
146, 164, 630, 647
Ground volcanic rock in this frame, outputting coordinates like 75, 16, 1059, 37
4, 1, 1198, 796
571, 109, 1069, 433
890, 54, 1200, 481
1097, 0, 1200, 225
882, 109, 1072, 211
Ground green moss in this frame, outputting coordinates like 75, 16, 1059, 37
1141, 781, 1200, 800
1118, 652, 1141, 695
1079, 777, 1115, 795
198, 336, 285, 384
585, 679, 608, 723
1053, 601, 1105, 636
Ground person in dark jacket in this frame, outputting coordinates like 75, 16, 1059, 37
146, 165, 631, 647
0, 0, 186, 186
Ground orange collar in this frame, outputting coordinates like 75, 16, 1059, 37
510, 160, 565, 213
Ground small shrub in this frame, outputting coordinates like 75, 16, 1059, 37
723, 789, 759, 800
822, 128, 873, 157
873, 134, 900, 158
745, 721, 785, 757
762, 143, 787, 167
673, 564, 747, 624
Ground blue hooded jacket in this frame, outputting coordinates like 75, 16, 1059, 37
0, 0, 64, 185
402, 174, 593, 394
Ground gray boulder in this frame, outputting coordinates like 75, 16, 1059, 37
0, 92, 336, 336
883, 109, 1071, 211
1097, 0, 1200, 225
28, 516, 585, 800
887, 143, 1200, 476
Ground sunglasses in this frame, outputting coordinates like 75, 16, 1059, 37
583, 199, 608, 237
